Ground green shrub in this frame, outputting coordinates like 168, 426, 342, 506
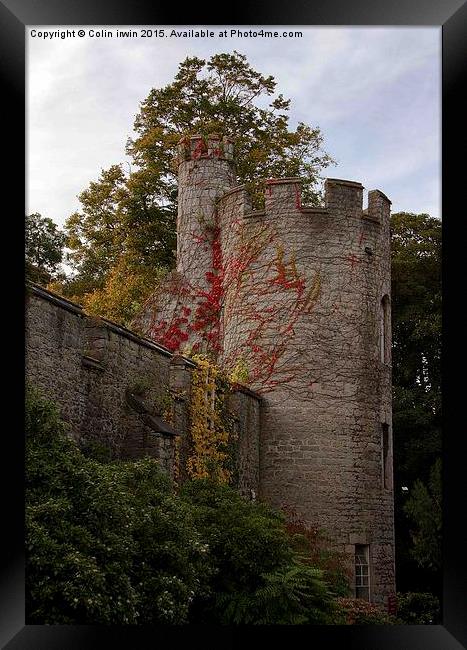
118, 460, 214, 624
396, 591, 440, 624
180, 479, 293, 587
26, 387, 342, 626
335, 597, 398, 625
282, 507, 352, 598
26, 387, 211, 624
26, 389, 137, 623
78, 436, 115, 463
179, 479, 336, 624
213, 562, 336, 624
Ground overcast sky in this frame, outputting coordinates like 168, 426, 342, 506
27, 26, 441, 227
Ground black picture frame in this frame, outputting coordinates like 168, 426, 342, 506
1, 1, 465, 648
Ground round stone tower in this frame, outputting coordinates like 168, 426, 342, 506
157, 136, 396, 605
133, 134, 237, 349
176, 134, 236, 292
215, 173, 395, 606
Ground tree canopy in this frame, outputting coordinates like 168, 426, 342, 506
390, 211, 441, 595
128, 52, 333, 206
54, 51, 333, 324
25, 212, 66, 284
403, 458, 442, 573
391, 212, 441, 488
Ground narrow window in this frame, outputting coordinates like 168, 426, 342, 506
380, 295, 390, 363
355, 545, 370, 601
382, 423, 390, 489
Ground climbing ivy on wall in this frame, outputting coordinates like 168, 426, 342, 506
186, 356, 236, 484
141, 199, 322, 396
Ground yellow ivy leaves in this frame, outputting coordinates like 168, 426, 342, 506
187, 356, 232, 483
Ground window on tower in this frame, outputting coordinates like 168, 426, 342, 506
382, 423, 390, 489
355, 545, 370, 601
380, 295, 390, 363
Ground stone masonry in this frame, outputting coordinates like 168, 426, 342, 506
137, 134, 396, 605
25, 283, 260, 496
25, 133, 395, 607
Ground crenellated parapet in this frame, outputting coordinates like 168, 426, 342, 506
216, 174, 391, 236
176, 134, 235, 165
176, 135, 390, 233
264, 177, 304, 212
325, 177, 364, 217
366, 189, 392, 223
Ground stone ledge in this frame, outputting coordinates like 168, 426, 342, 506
325, 178, 364, 188
82, 355, 105, 372
243, 210, 266, 219
216, 184, 247, 202
299, 207, 329, 215
27, 282, 84, 316
264, 177, 302, 185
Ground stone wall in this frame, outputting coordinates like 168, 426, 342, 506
216, 176, 395, 605
25, 283, 261, 494
25, 134, 397, 607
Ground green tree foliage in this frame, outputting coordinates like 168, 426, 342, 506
25, 212, 66, 284
75, 257, 167, 326
403, 459, 442, 572
213, 562, 335, 625
179, 479, 337, 624
282, 509, 352, 598
129, 52, 333, 207
57, 51, 333, 323
26, 388, 341, 625
396, 591, 440, 624
390, 211, 441, 594
64, 166, 176, 292
26, 387, 211, 624
391, 212, 441, 484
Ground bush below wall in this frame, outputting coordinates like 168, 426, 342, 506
26, 387, 342, 625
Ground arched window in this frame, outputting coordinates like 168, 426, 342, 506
380, 295, 390, 363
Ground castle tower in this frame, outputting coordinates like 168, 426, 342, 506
176, 134, 236, 291
134, 135, 237, 350
170, 137, 395, 605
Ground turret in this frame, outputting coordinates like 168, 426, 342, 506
176, 134, 236, 289
216, 170, 395, 607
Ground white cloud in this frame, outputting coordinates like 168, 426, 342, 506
26, 26, 440, 225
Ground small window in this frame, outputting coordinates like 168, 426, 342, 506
380, 295, 390, 363
355, 545, 370, 601
382, 423, 390, 489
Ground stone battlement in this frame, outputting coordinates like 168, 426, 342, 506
176, 137, 391, 229
177, 134, 235, 164
214, 174, 390, 233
